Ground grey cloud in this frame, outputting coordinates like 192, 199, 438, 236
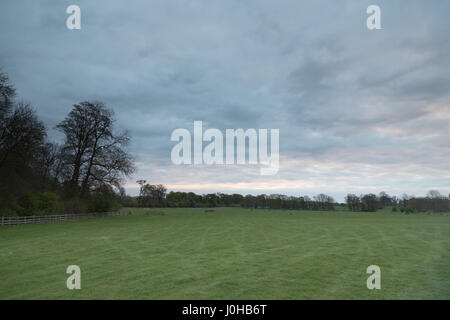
0, 0, 449, 200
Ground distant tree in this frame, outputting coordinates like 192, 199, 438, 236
303, 195, 312, 210
314, 193, 335, 210
231, 193, 244, 206
401, 193, 412, 206
378, 191, 392, 208
426, 190, 442, 199
204, 193, 219, 207
360, 193, 378, 212
346, 194, 361, 211
243, 195, 256, 208
269, 194, 283, 209
136, 179, 147, 205
139, 183, 167, 207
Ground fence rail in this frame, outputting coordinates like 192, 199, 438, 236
0, 211, 128, 226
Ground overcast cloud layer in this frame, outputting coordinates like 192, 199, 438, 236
1, 0, 449, 201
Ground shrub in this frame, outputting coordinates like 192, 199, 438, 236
18, 192, 40, 216
0, 193, 22, 216
405, 206, 415, 214
120, 196, 139, 207
64, 198, 88, 214
38, 192, 64, 215
392, 206, 397, 212
88, 193, 120, 213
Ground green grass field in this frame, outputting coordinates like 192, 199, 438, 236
1, 208, 449, 299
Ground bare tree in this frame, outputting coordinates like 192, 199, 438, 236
57, 101, 134, 197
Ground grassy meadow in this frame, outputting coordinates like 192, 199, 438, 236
0, 208, 449, 299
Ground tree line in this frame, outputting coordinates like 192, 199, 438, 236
131, 182, 449, 213
0, 70, 134, 216
346, 190, 450, 213
130, 183, 336, 210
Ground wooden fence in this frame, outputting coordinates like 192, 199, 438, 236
0, 211, 128, 226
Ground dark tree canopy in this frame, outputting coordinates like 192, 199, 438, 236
0, 72, 48, 200
0, 102, 46, 168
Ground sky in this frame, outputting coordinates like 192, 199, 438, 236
0, 0, 449, 201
